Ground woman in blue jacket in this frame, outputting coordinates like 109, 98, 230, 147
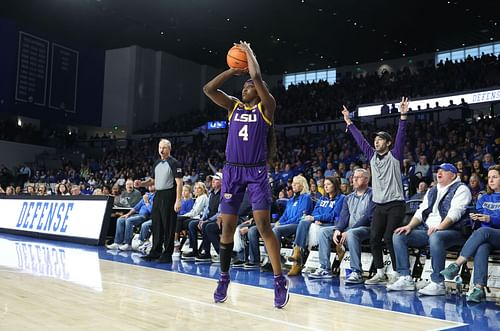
288, 177, 345, 276
245, 175, 313, 269
440, 165, 500, 303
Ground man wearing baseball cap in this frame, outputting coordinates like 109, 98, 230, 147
388, 163, 471, 295
342, 97, 409, 285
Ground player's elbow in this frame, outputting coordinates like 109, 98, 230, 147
203, 84, 214, 96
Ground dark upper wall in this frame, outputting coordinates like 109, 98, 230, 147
0, 19, 105, 126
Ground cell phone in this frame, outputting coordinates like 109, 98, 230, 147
467, 206, 478, 215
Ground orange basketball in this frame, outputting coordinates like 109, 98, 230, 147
226, 46, 248, 69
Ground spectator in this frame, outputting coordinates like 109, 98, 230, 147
389, 163, 471, 295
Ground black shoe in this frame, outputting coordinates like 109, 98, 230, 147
195, 253, 212, 263
157, 254, 173, 263
232, 260, 246, 268
182, 251, 197, 261
142, 254, 160, 261
260, 262, 273, 273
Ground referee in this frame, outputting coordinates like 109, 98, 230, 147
135, 139, 182, 263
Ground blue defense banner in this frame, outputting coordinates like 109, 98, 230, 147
0, 195, 113, 246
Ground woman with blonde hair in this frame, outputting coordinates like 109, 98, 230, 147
245, 175, 313, 269
175, 182, 208, 250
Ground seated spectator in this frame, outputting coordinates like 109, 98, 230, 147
340, 178, 351, 195
388, 163, 471, 295
70, 185, 81, 196
455, 160, 470, 183
413, 154, 432, 184
107, 185, 156, 251
246, 175, 313, 269
175, 182, 208, 246
38, 184, 48, 196
410, 181, 428, 200
309, 181, 322, 203
287, 177, 345, 276
26, 185, 36, 195
115, 179, 142, 207
310, 168, 374, 281
111, 184, 121, 205
440, 165, 500, 303
5, 186, 15, 196
55, 183, 70, 196
324, 162, 336, 177
468, 174, 486, 204
482, 153, 495, 170
471, 159, 487, 183
182, 174, 221, 261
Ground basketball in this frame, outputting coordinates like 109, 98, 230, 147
226, 45, 248, 69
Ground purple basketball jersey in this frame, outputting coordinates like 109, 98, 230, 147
226, 102, 271, 165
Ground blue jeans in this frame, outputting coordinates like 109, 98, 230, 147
205, 221, 221, 254
248, 223, 297, 263
294, 220, 314, 248
114, 214, 147, 244
346, 226, 371, 273
460, 227, 500, 286
318, 226, 335, 270
139, 220, 152, 241
393, 227, 466, 283
188, 219, 211, 253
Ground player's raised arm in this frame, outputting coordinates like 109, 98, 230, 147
237, 41, 276, 118
203, 68, 246, 112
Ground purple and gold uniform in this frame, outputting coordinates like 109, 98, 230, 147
221, 101, 273, 215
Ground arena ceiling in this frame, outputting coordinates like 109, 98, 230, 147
1, 0, 499, 74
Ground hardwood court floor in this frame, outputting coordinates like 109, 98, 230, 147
0, 258, 462, 331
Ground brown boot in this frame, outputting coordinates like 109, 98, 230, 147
287, 262, 303, 276
287, 246, 301, 263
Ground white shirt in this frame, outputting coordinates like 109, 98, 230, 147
413, 177, 471, 227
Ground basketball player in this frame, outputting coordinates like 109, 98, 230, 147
203, 41, 289, 308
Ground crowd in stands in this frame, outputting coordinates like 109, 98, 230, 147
1, 115, 498, 201
273, 53, 500, 124
1, 53, 498, 144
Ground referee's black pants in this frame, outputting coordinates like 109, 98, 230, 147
150, 188, 177, 257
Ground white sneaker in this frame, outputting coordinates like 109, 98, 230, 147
106, 243, 120, 250
365, 273, 387, 285
345, 271, 364, 284
387, 271, 400, 285
418, 281, 445, 296
118, 244, 132, 251
132, 239, 144, 251
387, 275, 416, 291
308, 268, 333, 279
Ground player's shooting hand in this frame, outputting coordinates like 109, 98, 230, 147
236, 41, 253, 54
